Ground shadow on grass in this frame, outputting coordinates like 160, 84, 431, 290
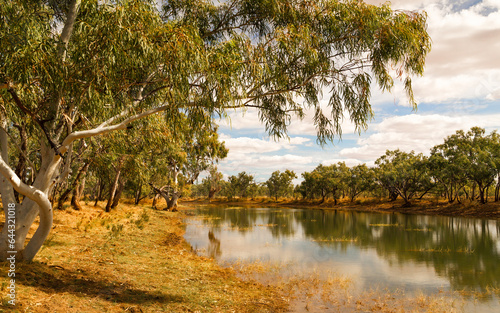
1, 262, 186, 306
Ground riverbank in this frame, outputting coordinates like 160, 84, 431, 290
181, 197, 500, 220
0, 202, 287, 312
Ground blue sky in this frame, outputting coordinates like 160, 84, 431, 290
214, 0, 500, 183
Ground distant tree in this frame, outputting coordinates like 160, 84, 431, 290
266, 170, 297, 200
203, 166, 225, 199
227, 172, 254, 199
432, 127, 500, 204
346, 164, 376, 202
375, 150, 433, 206
429, 136, 469, 203
299, 163, 348, 204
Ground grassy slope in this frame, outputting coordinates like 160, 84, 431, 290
0, 202, 287, 313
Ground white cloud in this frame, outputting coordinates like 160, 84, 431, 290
322, 158, 366, 167
366, 1, 500, 104
339, 113, 500, 161
220, 134, 310, 157
217, 109, 262, 130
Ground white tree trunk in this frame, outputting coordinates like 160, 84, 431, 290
0, 144, 58, 261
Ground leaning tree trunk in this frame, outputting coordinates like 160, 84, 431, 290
111, 178, 126, 209
105, 165, 122, 212
166, 192, 179, 212
149, 183, 178, 212
152, 193, 160, 209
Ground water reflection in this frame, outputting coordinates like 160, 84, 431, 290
184, 206, 500, 296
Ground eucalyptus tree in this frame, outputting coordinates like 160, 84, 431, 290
436, 127, 500, 204
227, 172, 254, 199
265, 169, 297, 200
375, 150, 433, 206
429, 136, 469, 203
299, 163, 348, 204
202, 165, 225, 199
0, 0, 430, 261
300, 165, 330, 201
144, 114, 227, 210
345, 164, 375, 202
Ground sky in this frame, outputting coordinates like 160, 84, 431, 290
213, 0, 500, 184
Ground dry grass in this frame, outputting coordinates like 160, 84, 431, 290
223, 259, 464, 313
0, 202, 287, 313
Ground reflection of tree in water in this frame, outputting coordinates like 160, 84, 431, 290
198, 206, 298, 237
197, 206, 500, 293
298, 210, 500, 293
198, 207, 260, 233
207, 229, 221, 259
266, 210, 296, 237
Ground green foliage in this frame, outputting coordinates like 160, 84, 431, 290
299, 162, 349, 203
266, 170, 297, 200
228, 172, 255, 199
375, 149, 433, 205
345, 164, 376, 202
0, 0, 431, 260
194, 165, 225, 198
1, 0, 430, 161
430, 127, 500, 204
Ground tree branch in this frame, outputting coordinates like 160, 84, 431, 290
7, 87, 62, 156
60, 102, 186, 154
57, 0, 82, 61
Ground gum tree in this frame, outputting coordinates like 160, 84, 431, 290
375, 150, 433, 206
266, 169, 297, 201
0, 0, 430, 261
435, 127, 500, 204
346, 164, 375, 202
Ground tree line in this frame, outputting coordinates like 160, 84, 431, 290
193, 127, 500, 206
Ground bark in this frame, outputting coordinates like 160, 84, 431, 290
0, 142, 58, 261
70, 164, 89, 210
166, 193, 179, 211
495, 176, 500, 202
12, 123, 27, 203
152, 193, 160, 209
149, 183, 179, 212
133, 183, 148, 205
111, 178, 125, 209
70, 188, 82, 210
94, 179, 104, 206
56, 162, 89, 210
105, 165, 122, 212
134, 183, 142, 204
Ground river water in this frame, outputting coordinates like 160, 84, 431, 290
183, 205, 500, 312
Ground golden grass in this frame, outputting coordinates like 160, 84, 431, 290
0, 202, 287, 313
222, 259, 465, 313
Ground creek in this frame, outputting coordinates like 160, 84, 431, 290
184, 205, 500, 312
